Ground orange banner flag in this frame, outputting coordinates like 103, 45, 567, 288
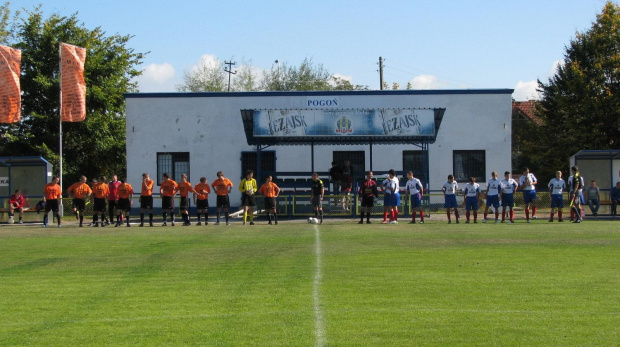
60, 42, 87, 122
0, 45, 21, 123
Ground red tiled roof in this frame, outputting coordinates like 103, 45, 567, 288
512, 100, 542, 125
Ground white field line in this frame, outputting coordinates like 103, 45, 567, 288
313, 223, 326, 347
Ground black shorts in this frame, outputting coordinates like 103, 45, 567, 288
196, 199, 208, 210
361, 196, 374, 208
162, 196, 174, 210
216, 195, 230, 208
140, 196, 153, 209
45, 199, 59, 212
118, 198, 131, 212
72, 198, 86, 211
264, 197, 276, 210
94, 198, 107, 212
311, 196, 322, 208
241, 194, 256, 207
108, 200, 118, 210
179, 196, 189, 211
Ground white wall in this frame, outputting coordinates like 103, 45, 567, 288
125, 90, 512, 206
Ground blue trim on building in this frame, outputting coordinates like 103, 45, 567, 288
124, 89, 514, 99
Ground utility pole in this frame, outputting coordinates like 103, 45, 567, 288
378, 56, 384, 90
224, 61, 236, 92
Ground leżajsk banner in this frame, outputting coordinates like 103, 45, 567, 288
0, 45, 21, 124
253, 109, 435, 137
60, 42, 86, 122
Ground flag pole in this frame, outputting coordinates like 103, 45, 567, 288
58, 42, 63, 216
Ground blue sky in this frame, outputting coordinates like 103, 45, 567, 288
10, 0, 610, 99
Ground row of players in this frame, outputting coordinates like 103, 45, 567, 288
30, 166, 585, 227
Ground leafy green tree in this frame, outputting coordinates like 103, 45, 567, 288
533, 1, 620, 180
176, 55, 226, 92
0, 6, 145, 188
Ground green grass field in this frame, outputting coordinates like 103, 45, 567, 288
1, 219, 619, 346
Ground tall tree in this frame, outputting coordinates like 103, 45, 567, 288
0, 6, 145, 187
534, 1, 620, 179
176, 55, 226, 92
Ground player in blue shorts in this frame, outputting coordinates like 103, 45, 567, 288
442, 174, 459, 224
548, 171, 566, 222
462, 177, 481, 223
500, 171, 519, 223
483, 171, 501, 223
519, 167, 538, 222
405, 171, 425, 224
381, 169, 400, 224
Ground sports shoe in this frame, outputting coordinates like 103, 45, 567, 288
389, 220, 397, 224
474, 221, 478, 224
115, 223, 120, 227
226, 222, 230, 225
126, 223, 131, 227
7, 216, 14, 223
382, 220, 388, 224
275, 221, 278, 225
139, 223, 144, 227
532, 216, 538, 220
42, 224, 47, 228
93, 222, 99, 227
495, 220, 499, 224
269, 221, 274, 225
250, 222, 254, 225
465, 220, 470, 224
482, 219, 487, 223
366, 221, 371, 224
548, 219, 553, 223
526, 220, 531, 223
358, 221, 364, 224
215, 221, 220, 225
162, 222, 167, 226
409, 221, 416, 224
197, 222, 202, 226
243, 222, 246, 225
171, 221, 175, 226
558, 220, 564, 222
79, 223, 83, 227
419, 220, 424, 224
18, 220, 23, 224
456, 220, 460, 224
448, 220, 452, 224
509, 220, 515, 224
57, 224, 62, 228
149, 222, 154, 227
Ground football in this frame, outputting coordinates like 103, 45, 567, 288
307, 217, 319, 224
7, 216, 14, 224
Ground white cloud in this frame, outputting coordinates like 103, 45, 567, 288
513, 80, 540, 101
333, 73, 353, 82
549, 59, 563, 77
135, 63, 176, 92
408, 74, 448, 89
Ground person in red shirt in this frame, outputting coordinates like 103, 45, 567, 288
67, 176, 92, 227
8, 189, 25, 224
159, 172, 179, 226
193, 177, 211, 225
108, 174, 122, 225
43, 176, 63, 227
177, 174, 194, 226
92, 176, 110, 227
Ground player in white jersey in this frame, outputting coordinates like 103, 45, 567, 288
405, 171, 425, 224
381, 169, 400, 224
500, 171, 519, 223
519, 167, 538, 222
482, 171, 501, 223
547, 171, 566, 222
462, 177, 481, 223
442, 174, 460, 224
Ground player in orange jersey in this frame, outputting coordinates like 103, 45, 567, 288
67, 175, 92, 227
43, 176, 63, 227
160, 172, 179, 226
193, 177, 211, 225
115, 178, 133, 227
211, 171, 233, 225
92, 176, 110, 227
258, 175, 280, 225
139, 172, 155, 227
177, 174, 195, 226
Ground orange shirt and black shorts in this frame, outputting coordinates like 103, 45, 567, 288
68, 182, 92, 211
160, 179, 178, 210
177, 181, 193, 211
194, 183, 210, 210
259, 182, 280, 210
140, 179, 154, 209
44, 182, 62, 212
93, 182, 110, 212
117, 183, 134, 212
212, 178, 233, 208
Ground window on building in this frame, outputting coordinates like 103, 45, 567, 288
402, 150, 427, 183
157, 152, 190, 185
241, 151, 276, 179
453, 150, 485, 182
